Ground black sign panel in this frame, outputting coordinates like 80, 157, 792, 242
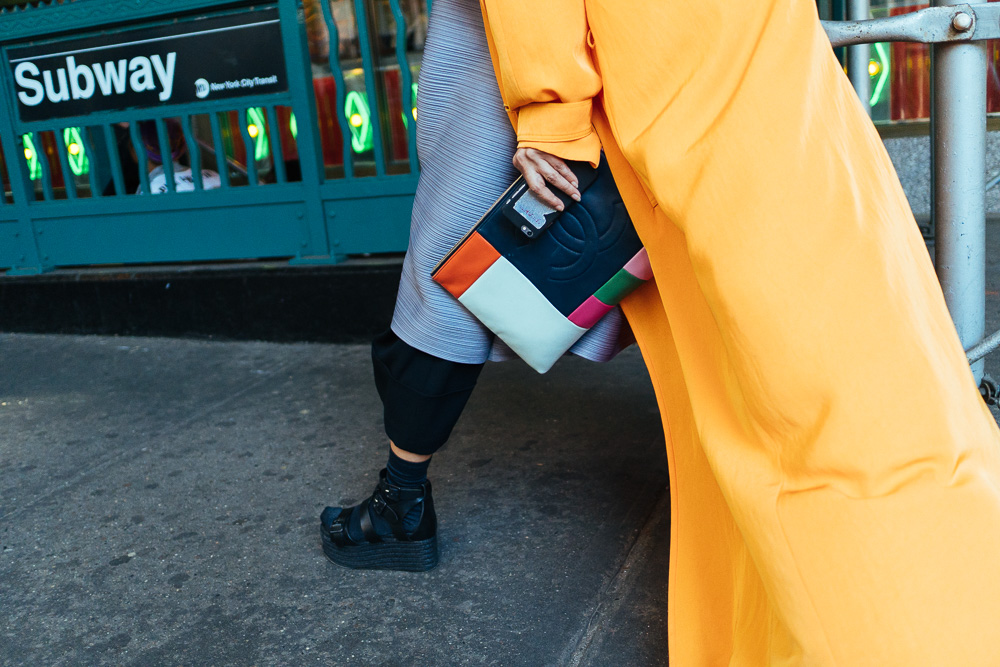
7, 7, 288, 123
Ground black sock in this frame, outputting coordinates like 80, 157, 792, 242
346, 451, 431, 541
385, 449, 431, 487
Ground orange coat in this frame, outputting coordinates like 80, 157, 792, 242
481, 0, 1000, 663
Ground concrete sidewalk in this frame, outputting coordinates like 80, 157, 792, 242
8, 221, 1000, 666
0, 335, 670, 666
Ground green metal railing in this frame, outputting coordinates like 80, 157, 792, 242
0, 0, 427, 275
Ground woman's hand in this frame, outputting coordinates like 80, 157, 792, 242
512, 148, 582, 211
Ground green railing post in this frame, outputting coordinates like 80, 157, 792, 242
353, 0, 388, 177
0, 74, 48, 273
0, 42, 46, 272
99, 124, 127, 197
318, 0, 356, 179
278, 0, 337, 263
389, 0, 419, 174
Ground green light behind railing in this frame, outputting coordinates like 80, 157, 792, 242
22, 133, 41, 181
403, 82, 418, 127
283, 85, 412, 154
63, 127, 89, 176
870, 42, 890, 107
345, 90, 373, 153
246, 107, 270, 162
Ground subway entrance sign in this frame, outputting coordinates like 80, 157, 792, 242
7, 7, 287, 123
0, 0, 422, 277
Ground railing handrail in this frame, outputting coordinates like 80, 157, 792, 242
823, 3, 1000, 48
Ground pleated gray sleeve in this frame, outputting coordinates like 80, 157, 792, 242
390, 0, 628, 366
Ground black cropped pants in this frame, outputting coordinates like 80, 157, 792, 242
371, 329, 485, 456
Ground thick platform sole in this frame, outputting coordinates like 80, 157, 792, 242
320, 523, 439, 572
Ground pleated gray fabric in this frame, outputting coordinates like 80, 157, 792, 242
390, 0, 627, 366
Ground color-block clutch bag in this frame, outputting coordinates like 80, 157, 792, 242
431, 153, 652, 373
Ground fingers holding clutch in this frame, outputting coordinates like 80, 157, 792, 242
513, 147, 582, 210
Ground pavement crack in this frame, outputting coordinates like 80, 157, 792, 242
559, 486, 670, 667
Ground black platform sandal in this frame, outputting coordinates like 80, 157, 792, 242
320, 469, 438, 572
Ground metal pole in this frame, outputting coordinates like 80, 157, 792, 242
933, 1, 988, 382
846, 0, 871, 114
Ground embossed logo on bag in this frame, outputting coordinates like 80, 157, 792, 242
549, 201, 629, 281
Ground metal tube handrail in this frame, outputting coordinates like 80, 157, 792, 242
822, 3, 1000, 48
986, 172, 1000, 191
967, 328, 1000, 364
